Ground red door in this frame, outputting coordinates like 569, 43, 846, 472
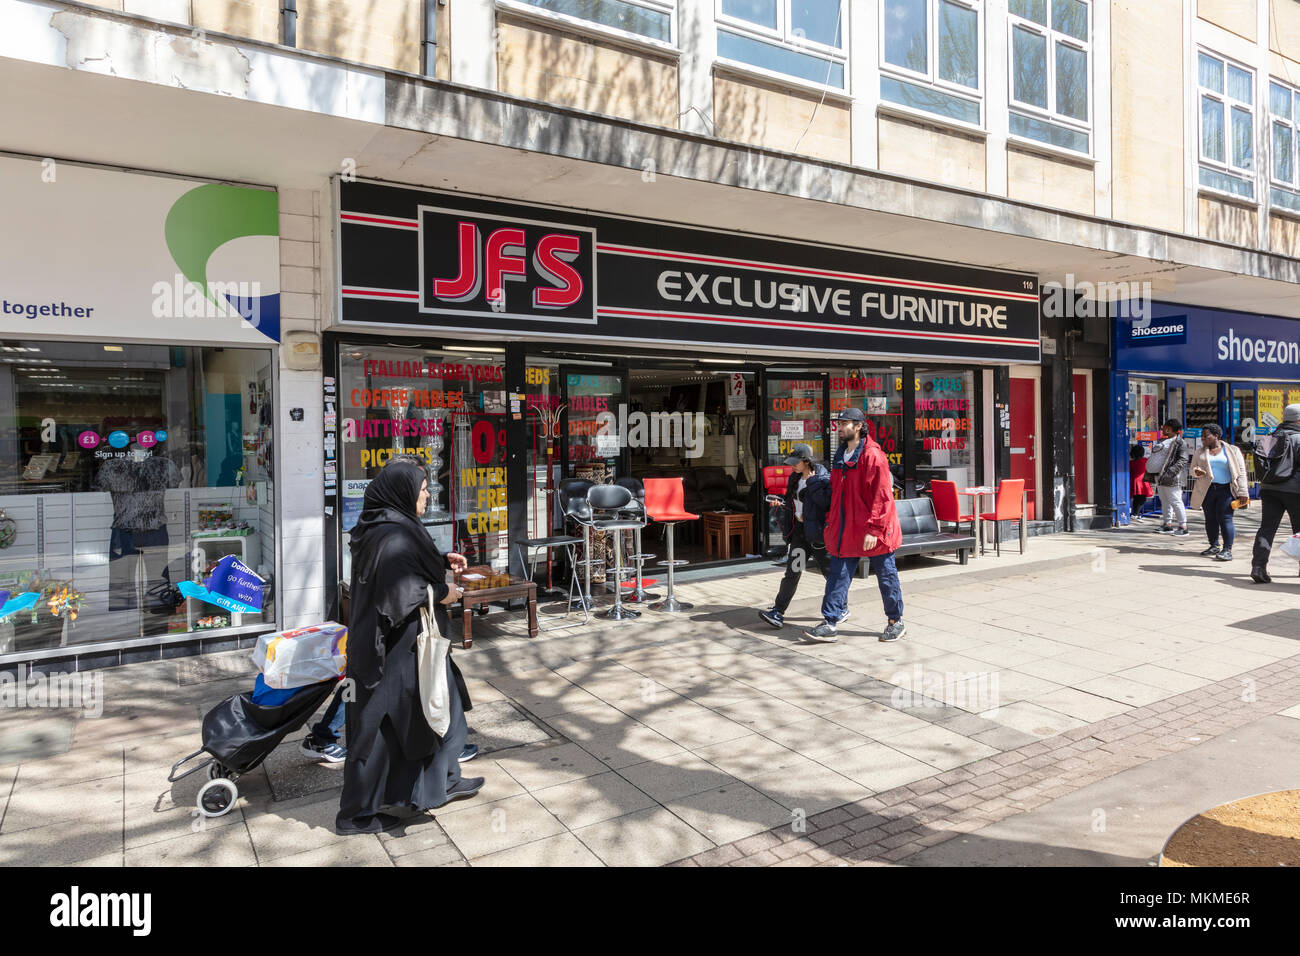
1010, 377, 1036, 520
1072, 373, 1089, 504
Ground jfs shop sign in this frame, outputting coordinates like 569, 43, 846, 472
339, 180, 1041, 363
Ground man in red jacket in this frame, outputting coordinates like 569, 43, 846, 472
803, 407, 905, 643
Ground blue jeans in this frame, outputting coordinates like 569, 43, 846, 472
821, 552, 904, 624
309, 682, 347, 743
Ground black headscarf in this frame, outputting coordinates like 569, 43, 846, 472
348, 458, 447, 689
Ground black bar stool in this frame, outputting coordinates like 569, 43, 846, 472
614, 476, 660, 604
558, 478, 601, 611
587, 484, 644, 621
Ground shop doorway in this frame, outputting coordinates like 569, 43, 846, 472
1010, 375, 1038, 519
1072, 372, 1090, 504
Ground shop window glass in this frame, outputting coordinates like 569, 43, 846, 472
338, 345, 507, 578
0, 342, 275, 658
830, 369, 903, 492
912, 370, 976, 491
565, 371, 624, 482
524, 360, 563, 546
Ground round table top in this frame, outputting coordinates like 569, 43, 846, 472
962, 486, 997, 495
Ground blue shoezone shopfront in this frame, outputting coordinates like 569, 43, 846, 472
1111, 302, 1300, 523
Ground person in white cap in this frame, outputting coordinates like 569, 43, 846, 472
1250, 403, 1300, 583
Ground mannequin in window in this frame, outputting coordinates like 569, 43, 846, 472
94, 446, 182, 624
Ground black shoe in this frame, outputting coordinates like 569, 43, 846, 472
437, 776, 485, 807
335, 812, 403, 835
1172, 528, 1189, 537
459, 743, 479, 763
1251, 566, 1272, 584
760, 608, 785, 629
1200, 546, 1221, 556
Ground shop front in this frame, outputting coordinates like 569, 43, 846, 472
0, 155, 282, 667
1112, 302, 1300, 522
325, 180, 1041, 612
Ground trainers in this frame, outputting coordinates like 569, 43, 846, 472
1213, 550, 1234, 561
880, 620, 907, 643
802, 622, 839, 643
1251, 566, 1272, 584
1200, 545, 1221, 556
760, 608, 785, 629
459, 743, 479, 763
1172, 528, 1188, 537
1158, 525, 1175, 534
437, 776, 485, 807
836, 608, 851, 625
301, 737, 347, 763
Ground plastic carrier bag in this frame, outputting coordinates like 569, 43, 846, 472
253, 622, 348, 689
1280, 534, 1300, 561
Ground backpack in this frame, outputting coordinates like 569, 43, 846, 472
1255, 430, 1299, 484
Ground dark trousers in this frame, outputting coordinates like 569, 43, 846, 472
772, 525, 826, 614
822, 552, 904, 624
1251, 489, 1300, 570
1202, 482, 1236, 550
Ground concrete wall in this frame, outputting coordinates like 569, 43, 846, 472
1198, 0, 1258, 41
496, 14, 679, 128
276, 187, 326, 629
875, 115, 984, 192
1270, 213, 1300, 256
1272, 0, 1300, 62
1200, 195, 1259, 245
1111, 0, 1184, 232
297, 0, 422, 74
1007, 149, 1095, 215
714, 73, 850, 163
192, 0, 279, 45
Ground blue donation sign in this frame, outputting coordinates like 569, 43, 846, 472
179, 555, 264, 614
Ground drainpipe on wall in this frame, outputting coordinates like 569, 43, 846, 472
282, 0, 297, 48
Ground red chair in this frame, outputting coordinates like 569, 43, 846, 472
980, 479, 1026, 556
930, 480, 975, 535
643, 477, 699, 613
762, 465, 793, 497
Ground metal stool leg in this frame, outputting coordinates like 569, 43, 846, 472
650, 522, 693, 613
601, 528, 640, 620
572, 525, 600, 610
626, 523, 660, 604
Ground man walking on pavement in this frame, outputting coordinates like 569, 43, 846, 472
760, 442, 831, 629
1250, 403, 1300, 584
804, 407, 905, 644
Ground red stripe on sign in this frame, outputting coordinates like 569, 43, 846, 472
340, 212, 420, 229
596, 243, 1039, 302
597, 307, 1039, 347
342, 287, 421, 300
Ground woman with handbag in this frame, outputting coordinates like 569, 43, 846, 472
1189, 424, 1250, 563
335, 457, 484, 835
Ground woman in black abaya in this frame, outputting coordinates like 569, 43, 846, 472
336, 457, 483, 835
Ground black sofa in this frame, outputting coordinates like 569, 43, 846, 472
857, 495, 976, 575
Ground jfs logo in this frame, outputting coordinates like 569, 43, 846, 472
419, 207, 596, 322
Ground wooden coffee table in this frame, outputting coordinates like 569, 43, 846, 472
702, 511, 753, 559
454, 566, 538, 648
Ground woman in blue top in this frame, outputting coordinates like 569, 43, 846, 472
1189, 424, 1250, 561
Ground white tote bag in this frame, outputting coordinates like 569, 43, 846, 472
1280, 534, 1300, 561
415, 584, 453, 736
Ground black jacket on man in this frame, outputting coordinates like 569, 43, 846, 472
1260, 421, 1300, 496
778, 464, 831, 545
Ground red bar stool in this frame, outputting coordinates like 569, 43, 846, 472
643, 477, 699, 613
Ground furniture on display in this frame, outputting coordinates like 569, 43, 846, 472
643, 477, 699, 613
455, 566, 538, 649
977, 479, 1027, 556
703, 511, 753, 559
614, 476, 660, 604
961, 485, 996, 556
930, 480, 977, 540
514, 530, 587, 631
587, 484, 644, 621
558, 478, 601, 611
894, 497, 977, 564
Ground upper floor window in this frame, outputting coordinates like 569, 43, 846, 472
1198, 51, 1255, 200
1008, 0, 1090, 154
878, 0, 982, 126
717, 0, 847, 90
1269, 79, 1300, 212
513, 0, 675, 44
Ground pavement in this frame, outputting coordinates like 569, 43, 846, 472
2, 509, 1299, 867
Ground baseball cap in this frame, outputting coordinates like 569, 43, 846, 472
835, 407, 866, 423
1285, 404, 1300, 423
783, 442, 815, 466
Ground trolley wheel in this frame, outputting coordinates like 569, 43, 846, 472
196, 778, 239, 817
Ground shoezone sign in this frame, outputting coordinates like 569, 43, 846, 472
338, 180, 1040, 363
